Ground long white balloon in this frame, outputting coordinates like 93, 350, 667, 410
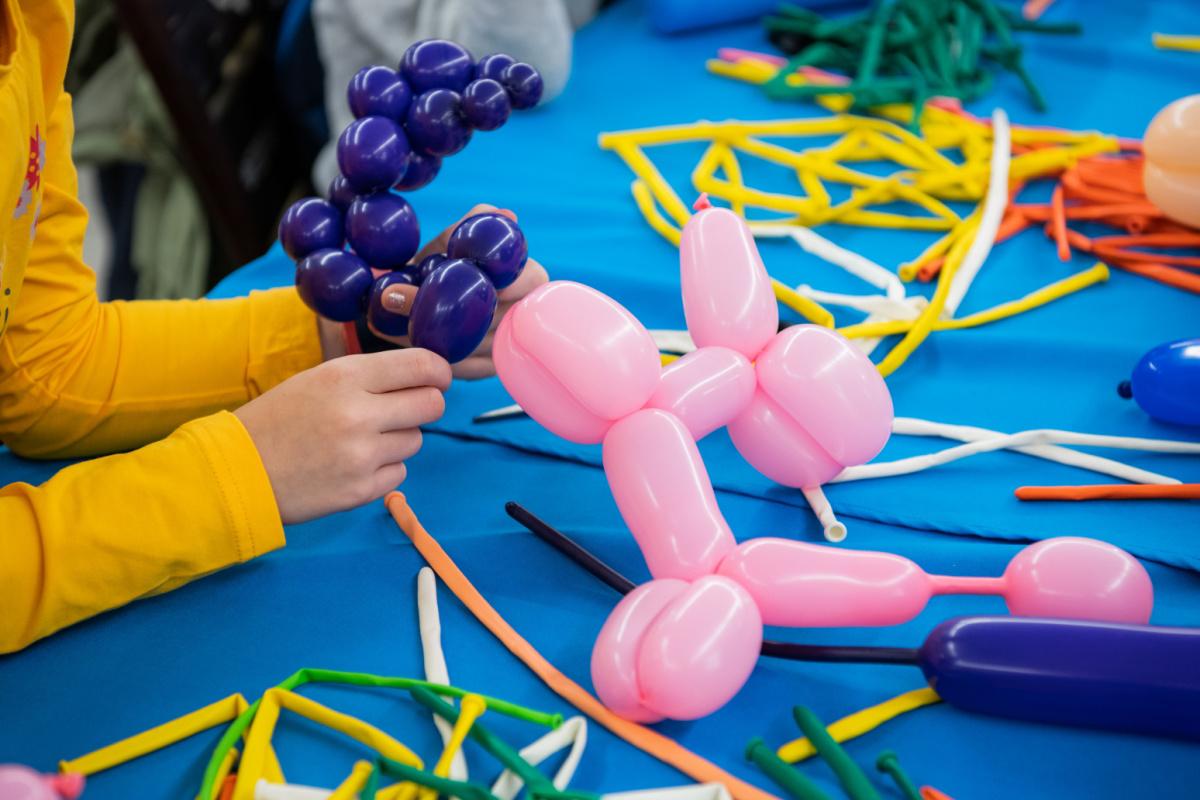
944, 108, 1011, 317
418, 567, 468, 782
834, 417, 1199, 484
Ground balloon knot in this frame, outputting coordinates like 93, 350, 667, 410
693, 193, 712, 211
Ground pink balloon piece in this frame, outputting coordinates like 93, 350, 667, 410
0, 767, 84, 800
717, 536, 1152, 627
591, 575, 762, 722
495, 200, 1153, 721
1144, 94, 1200, 228
603, 409, 736, 580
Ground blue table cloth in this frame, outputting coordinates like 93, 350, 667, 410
3, 1, 1198, 798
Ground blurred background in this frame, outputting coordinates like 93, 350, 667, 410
69, 0, 617, 301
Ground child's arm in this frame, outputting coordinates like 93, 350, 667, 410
0, 93, 324, 460
0, 347, 449, 654
0, 411, 284, 652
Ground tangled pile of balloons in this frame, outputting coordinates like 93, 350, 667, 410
279, 40, 541, 361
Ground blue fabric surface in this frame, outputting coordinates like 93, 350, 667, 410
3, 1, 1200, 798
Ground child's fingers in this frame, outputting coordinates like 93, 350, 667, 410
497, 259, 548, 302
450, 356, 497, 380
373, 461, 410, 496
375, 428, 424, 464
357, 348, 452, 393
371, 385, 447, 430
411, 203, 516, 263
380, 282, 420, 314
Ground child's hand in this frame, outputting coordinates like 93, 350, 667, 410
363, 204, 550, 379
234, 349, 451, 523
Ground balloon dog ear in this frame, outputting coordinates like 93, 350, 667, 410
730, 325, 894, 489
680, 204, 778, 359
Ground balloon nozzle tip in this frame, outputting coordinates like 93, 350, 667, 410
1117, 380, 1133, 399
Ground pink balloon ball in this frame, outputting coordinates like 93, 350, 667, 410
591, 576, 763, 721
634, 575, 763, 720
1143, 94, 1200, 227
1004, 537, 1153, 624
590, 579, 689, 723
0, 766, 82, 800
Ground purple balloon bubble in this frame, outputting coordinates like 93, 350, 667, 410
409, 258, 497, 362
345, 192, 420, 269
475, 53, 516, 82
327, 174, 359, 213
279, 197, 344, 260
367, 271, 418, 337
347, 65, 413, 121
501, 62, 543, 110
462, 79, 511, 131
400, 39, 475, 93
404, 89, 472, 156
415, 252, 447, 283
337, 116, 411, 193
393, 149, 442, 191
295, 249, 373, 322
446, 212, 527, 289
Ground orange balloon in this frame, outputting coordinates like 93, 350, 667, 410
1143, 94, 1200, 227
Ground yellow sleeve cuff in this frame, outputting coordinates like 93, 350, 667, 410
0, 410, 285, 652
180, 410, 287, 564
246, 287, 324, 398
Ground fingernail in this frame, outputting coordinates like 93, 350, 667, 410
383, 288, 408, 311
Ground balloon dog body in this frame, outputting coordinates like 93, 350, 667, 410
495, 202, 1153, 722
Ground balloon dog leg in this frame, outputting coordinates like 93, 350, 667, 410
602, 409, 737, 580
590, 577, 763, 721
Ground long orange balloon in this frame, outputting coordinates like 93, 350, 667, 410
1109, 261, 1200, 294
384, 492, 780, 800
1015, 483, 1200, 501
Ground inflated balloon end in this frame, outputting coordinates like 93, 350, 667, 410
0, 766, 84, 800
1143, 95, 1200, 228
1120, 337, 1200, 426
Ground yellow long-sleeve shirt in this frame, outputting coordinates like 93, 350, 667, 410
0, 1, 323, 652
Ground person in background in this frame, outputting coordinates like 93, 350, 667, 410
0, 2, 548, 653
310, 0, 600, 188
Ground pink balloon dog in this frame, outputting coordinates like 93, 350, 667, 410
494, 199, 1154, 722
0, 767, 83, 800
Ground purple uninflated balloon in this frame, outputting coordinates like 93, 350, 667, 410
327, 174, 358, 212
345, 192, 420, 269
279, 197, 344, 260
337, 116, 411, 193
462, 79, 511, 131
393, 149, 442, 191
347, 65, 413, 121
401, 39, 474, 93
409, 258, 497, 362
446, 212, 527, 289
367, 270, 419, 337
295, 249, 373, 322
475, 53, 515, 82
405, 90, 472, 156
501, 62, 543, 110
